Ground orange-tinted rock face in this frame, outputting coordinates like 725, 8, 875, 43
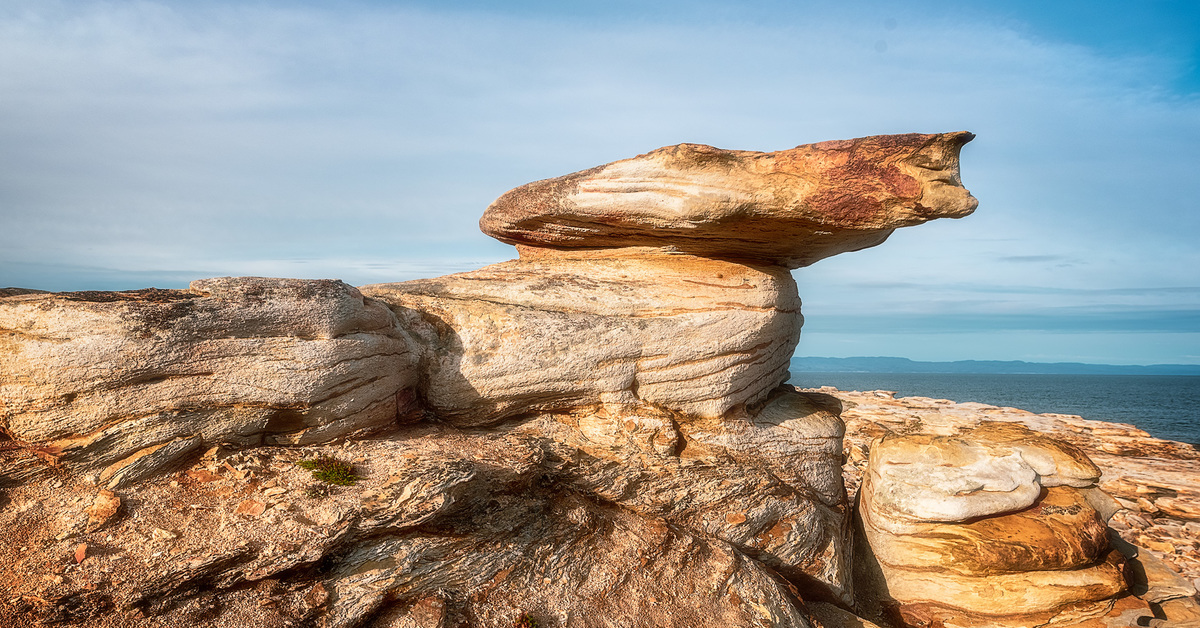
0, 277, 421, 486
855, 423, 1153, 626
819, 388, 1200, 627
480, 132, 977, 268
871, 486, 1111, 576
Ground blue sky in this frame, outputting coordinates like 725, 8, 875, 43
1, 1, 1198, 365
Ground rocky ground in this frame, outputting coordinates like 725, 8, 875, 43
4, 388, 1198, 627
0, 391, 846, 628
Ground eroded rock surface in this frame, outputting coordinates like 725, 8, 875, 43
481, 132, 977, 268
362, 253, 800, 425
521, 389, 852, 603
821, 388, 1200, 627
1, 277, 420, 486
856, 423, 1148, 627
0, 402, 833, 627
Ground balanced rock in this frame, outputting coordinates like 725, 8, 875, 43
0, 277, 419, 486
857, 423, 1151, 627
0, 132, 993, 627
362, 252, 800, 425
481, 132, 977, 268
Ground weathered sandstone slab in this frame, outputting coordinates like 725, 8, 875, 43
868, 484, 1111, 576
865, 423, 1100, 533
481, 132, 977, 268
362, 253, 800, 425
857, 424, 1150, 626
822, 388, 1200, 593
816, 388, 1200, 626
1, 277, 419, 485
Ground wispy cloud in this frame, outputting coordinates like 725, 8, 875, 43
1, 1, 1197, 362
997, 255, 1070, 263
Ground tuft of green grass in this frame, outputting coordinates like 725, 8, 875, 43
296, 456, 359, 486
514, 613, 538, 628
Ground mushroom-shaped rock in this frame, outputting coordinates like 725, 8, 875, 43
481, 132, 977, 268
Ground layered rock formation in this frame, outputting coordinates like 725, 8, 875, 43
12, 132, 1187, 627
821, 388, 1200, 627
0, 277, 420, 488
362, 253, 800, 424
480, 132, 978, 268
855, 423, 1146, 627
352, 132, 982, 614
365, 133, 978, 427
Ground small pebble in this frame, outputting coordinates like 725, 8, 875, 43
1126, 513, 1153, 530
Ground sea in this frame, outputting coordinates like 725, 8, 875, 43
787, 371, 1200, 447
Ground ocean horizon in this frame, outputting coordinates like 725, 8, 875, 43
788, 365, 1200, 447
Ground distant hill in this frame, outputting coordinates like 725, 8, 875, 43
790, 356, 1200, 376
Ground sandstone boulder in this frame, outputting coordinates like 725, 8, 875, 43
481, 132, 977, 268
865, 423, 1100, 534
0, 277, 419, 486
362, 252, 800, 425
824, 388, 1200, 593
856, 423, 1152, 627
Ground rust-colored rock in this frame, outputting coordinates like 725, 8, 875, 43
822, 387, 1200, 597
234, 499, 265, 517
868, 485, 1111, 576
84, 489, 121, 532
856, 424, 1151, 626
481, 132, 977, 268
815, 388, 1200, 627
